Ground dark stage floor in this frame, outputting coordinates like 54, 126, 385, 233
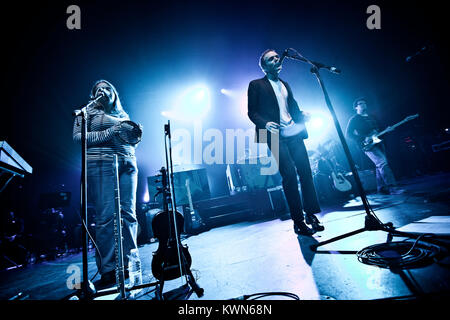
1, 173, 449, 301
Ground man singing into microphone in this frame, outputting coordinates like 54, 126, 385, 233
247, 49, 324, 235
73, 80, 141, 288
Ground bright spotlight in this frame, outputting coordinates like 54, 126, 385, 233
195, 88, 205, 100
166, 84, 212, 122
143, 191, 150, 203
304, 110, 334, 150
221, 88, 232, 95
310, 117, 324, 129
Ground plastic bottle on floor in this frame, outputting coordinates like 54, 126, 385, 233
128, 248, 142, 292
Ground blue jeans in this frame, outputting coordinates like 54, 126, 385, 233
87, 157, 139, 275
364, 145, 396, 191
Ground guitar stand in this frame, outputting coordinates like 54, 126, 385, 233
104, 121, 204, 301
284, 50, 419, 251
153, 256, 204, 300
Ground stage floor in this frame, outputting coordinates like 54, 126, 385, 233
1, 173, 449, 300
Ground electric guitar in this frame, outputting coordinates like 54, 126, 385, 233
362, 114, 419, 151
185, 178, 204, 233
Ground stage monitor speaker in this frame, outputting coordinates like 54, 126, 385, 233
147, 168, 211, 207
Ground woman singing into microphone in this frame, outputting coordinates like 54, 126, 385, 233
73, 79, 142, 287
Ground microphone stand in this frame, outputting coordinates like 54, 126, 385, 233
66, 95, 112, 300
70, 106, 95, 300
284, 49, 416, 250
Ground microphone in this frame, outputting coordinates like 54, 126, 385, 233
72, 94, 105, 117
94, 88, 106, 98
310, 61, 341, 74
279, 49, 289, 64
327, 66, 341, 74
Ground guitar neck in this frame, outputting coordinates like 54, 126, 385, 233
376, 115, 418, 138
186, 179, 194, 212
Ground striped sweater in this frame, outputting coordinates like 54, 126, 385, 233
73, 105, 136, 160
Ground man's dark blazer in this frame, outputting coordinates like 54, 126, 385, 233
247, 76, 308, 143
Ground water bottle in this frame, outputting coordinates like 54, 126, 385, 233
128, 248, 142, 288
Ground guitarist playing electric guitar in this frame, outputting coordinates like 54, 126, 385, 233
345, 97, 407, 195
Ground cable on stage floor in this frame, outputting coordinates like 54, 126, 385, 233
356, 233, 446, 269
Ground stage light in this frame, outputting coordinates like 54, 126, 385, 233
304, 111, 334, 150
143, 190, 150, 203
310, 117, 324, 129
165, 84, 211, 122
194, 88, 206, 100
221, 88, 231, 95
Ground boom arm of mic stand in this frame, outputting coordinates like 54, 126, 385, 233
73, 95, 104, 117
287, 55, 341, 74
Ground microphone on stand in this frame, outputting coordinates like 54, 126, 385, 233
94, 88, 107, 98
320, 64, 341, 75
280, 47, 341, 75
280, 49, 289, 64
72, 92, 106, 117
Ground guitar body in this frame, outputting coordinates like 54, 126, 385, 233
362, 134, 383, 151
331, 172, 353, 192
151, 240, 192, 281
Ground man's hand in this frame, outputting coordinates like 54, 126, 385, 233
265, 122, 280, 134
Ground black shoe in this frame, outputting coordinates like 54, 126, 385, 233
305, 213, 325, 232
293, 220, 315, 236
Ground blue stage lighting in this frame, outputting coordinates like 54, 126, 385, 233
310, 116, 324, 129
163, 84, 211, 122
304, 111, 334, 150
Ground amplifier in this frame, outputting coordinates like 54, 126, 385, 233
147, 168, 210, 206
193, 190, 272, 229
